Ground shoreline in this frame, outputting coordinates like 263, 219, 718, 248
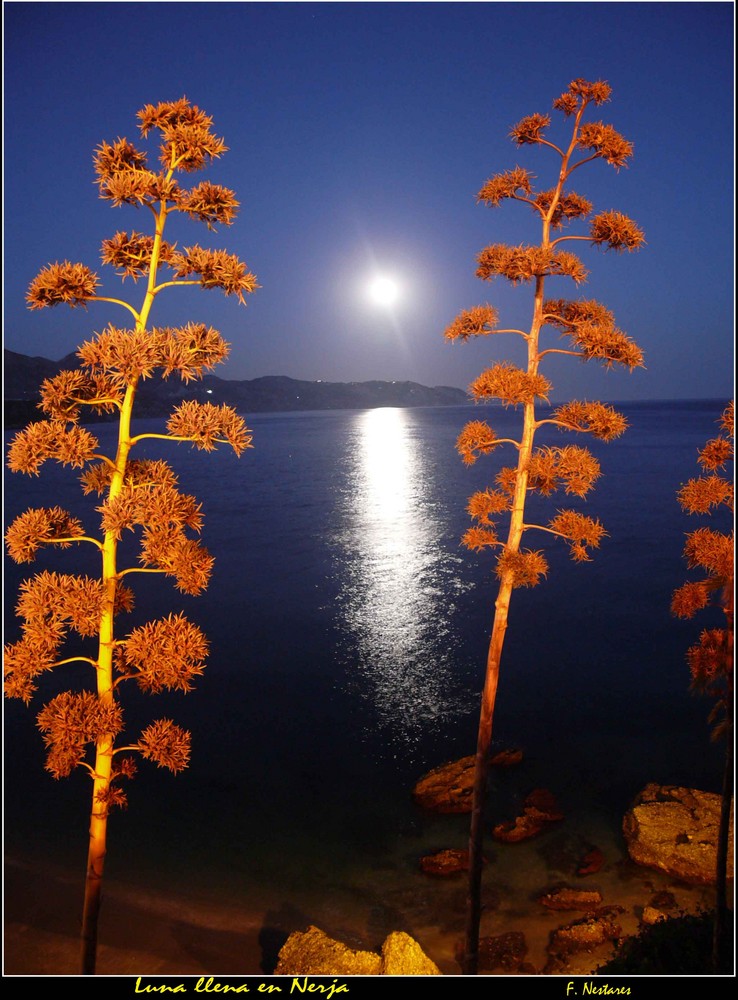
4, 825, 719, 979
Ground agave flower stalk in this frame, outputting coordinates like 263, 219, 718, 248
5, 98, 257, 975
671, 401, 734, 970
444, 78, 645, 974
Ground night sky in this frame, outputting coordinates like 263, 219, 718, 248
3, 1, 734, 401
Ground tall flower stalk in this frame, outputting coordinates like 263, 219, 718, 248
4, 98, 257, 974
444, 79, 645, 974
671, 401, 734, 970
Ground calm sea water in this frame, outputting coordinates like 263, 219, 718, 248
3, 399, 730, 971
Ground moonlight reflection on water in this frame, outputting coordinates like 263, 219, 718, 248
337, 407, 472, 749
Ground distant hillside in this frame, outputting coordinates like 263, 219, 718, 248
3, 349, 468, 425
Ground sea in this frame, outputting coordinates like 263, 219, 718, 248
3, 399, 731, 974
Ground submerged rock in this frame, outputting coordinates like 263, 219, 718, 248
419, 848, 472, 876
577, 846, 605, 876
412, 749, 523, 814
492, 788, 564, 843
547, 907, 623, 958
641, 905, 668, 926
538, 886, 603, 911
275, 925, 440, 976
623, 783, 734, 885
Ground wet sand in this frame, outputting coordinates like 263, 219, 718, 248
4, 856, 268, 977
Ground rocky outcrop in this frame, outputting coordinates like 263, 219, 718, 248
492, 788, 564, 843
381, 932, 441, 975
538, 887, 603, 911
623, 784, 734, 885
412, 749, 522, 814
275, 926, 381, 975
275, 925, 440, 976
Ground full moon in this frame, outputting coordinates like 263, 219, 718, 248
368, 275, 400, 307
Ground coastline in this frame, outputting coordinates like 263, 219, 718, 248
5, 819, 718, 979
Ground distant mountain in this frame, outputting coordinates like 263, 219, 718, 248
3, 349, 468, 425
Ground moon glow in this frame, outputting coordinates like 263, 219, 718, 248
368, 275, 400, 307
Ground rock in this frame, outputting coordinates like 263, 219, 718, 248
490, 748, 523, 767
623, 784, 734, 885
548, 909, 622, 957
381, 932, 441, 975
493, 788, 564, 843
419, 848, 471, 876
493, 814, 543, 843
577, 846, 605, 876
641, 906, 667, 925
412, 750, 522, 814
275, 925, 440, 976
412, 756, 476, 813
538, 887, 603, 911
275, 926, 381, 975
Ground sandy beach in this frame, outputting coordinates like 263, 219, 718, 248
4, 855, 271, 977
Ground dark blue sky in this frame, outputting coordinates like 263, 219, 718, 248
3, 1, 734, 400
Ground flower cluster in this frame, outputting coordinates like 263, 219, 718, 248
462, 525, 500, 553
138, 98, 227, 172
39, 370, 125, 421
167, 400, 252, 455
548, 509, 607, 562
4, 569, 135, 702
178, 181, 239, 228
496, 548, 549, 588
544, 298, 644, 370
27, 261, 100, 310
553, 79, 612, 115
527, 446, 601, 498
577, 122, 634, 168
469, 363, 551, 406
37, 692, 124, 778
78, 323, 231, 385
444, 305, 499, 342
455, 420, 506, 465
476, 244, 588, 284
170, 246, 259, 302
589, 211, 645, 252
100, 231, 177, 281
670, 403, 733, 713
510, 113, 551, 145
7, 420, 100, 475
139, 524, 215, 595
551, 401, 628, 441
477, 167, 534, 206
81, 458, 178, 496
99, 483, 203, 539
137, 719, 191, 773
534, 189, 593, 228
5, 507, 85, 563
118, 613, 208, 694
